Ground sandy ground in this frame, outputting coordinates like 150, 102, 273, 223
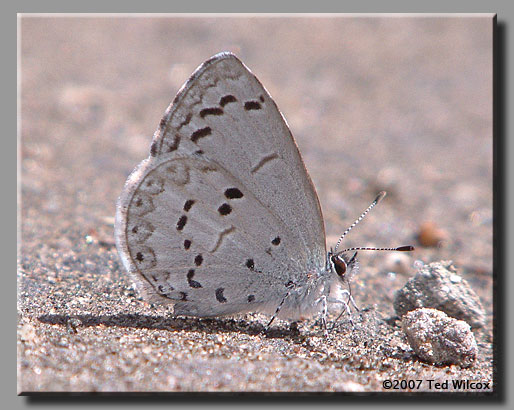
18, 16, 494, 393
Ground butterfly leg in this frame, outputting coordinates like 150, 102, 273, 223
334, 290, 359, 317
312, 295, 329, 336
319, 295, 329, 337
328, 290, 359, 330
265, 288, 292, 332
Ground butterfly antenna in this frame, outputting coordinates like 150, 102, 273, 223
335, 245, 414, 255
334, 191, 387, 253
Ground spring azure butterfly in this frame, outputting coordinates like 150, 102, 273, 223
114, 52, 413, 332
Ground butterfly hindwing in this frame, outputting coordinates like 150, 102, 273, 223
118, 155, 308, 316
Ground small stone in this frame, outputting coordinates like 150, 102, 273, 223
393, 261, 486, 328
417, 221, 448, 248
402, 308, 477, 368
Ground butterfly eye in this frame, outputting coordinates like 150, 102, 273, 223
332, 255, 347, 277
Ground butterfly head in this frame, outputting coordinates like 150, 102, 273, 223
329, 250, 359, 285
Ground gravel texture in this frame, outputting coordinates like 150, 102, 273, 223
18, 16, 494, 393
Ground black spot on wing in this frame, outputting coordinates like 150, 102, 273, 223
219, 95, 237, 107
218, 203, 232, 215
199, 107, 224, 118
224, 188, 243, 199
183, 199, 195, 212
215, 288, 227, 303
244, 101, 261, 110
176, 215, 187, 231
187, 269, 202, 289
191, 127, 212, 143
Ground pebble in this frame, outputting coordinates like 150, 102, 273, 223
401, 308, 477, 368
417, 221, 448, 247
393, 261, 486, 328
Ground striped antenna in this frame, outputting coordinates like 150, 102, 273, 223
334, 191, 387, 253
335, 245, 414, 256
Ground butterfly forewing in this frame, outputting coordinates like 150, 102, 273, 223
115, 53, 327, 316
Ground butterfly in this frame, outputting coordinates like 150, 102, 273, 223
114, 52, 413, 333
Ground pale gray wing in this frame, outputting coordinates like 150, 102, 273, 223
115, 53, 326, 316
150, 52, 326, 267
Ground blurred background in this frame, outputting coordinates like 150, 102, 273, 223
20, 15, 492, 316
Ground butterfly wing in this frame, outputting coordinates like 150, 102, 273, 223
115, 53, 326, 317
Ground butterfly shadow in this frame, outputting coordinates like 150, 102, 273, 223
37, 313, 303, 340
